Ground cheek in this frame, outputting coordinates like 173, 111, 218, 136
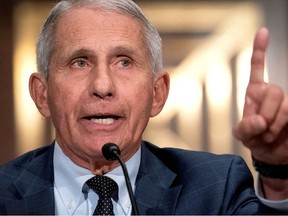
46, 88, 66, 128
46, 80, 77, 120
126, 81, 154, 117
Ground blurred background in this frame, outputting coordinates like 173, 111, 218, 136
1, 0, 288, 176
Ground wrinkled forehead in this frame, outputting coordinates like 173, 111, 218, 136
54, 7, 146, 44
57, 4, 145, 29
56, 8, 144, 47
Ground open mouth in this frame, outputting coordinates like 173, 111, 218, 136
84, 115, 120, 125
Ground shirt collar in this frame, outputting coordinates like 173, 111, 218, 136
53, 141, 141, 214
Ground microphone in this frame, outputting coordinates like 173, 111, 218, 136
102, 143, 139, 215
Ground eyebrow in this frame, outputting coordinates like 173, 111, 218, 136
108, 45, 139, 57
63, 48, 95, 61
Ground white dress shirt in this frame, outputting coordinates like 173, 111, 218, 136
53, 142, 141, 215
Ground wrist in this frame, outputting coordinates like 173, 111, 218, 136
252, 157, 288, 179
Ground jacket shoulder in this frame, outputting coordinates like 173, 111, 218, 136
0, 144, 54, 189
143, 141, 246, 176
141, 141, 262, 214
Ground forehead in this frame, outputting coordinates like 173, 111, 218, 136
54, 7, 145, 48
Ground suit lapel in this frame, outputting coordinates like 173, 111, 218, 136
135, 142, 182, 215
5, 144, 55, 215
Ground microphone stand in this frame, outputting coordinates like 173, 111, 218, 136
102, 143, 140, 215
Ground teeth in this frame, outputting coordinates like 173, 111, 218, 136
90, 118, 115, 125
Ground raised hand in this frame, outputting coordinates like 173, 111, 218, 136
234, 28, 288, 165
233, 27, 288, 200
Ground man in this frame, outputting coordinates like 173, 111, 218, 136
0, 0, 288, 214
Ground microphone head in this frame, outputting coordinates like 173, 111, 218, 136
102, 143, 121, 161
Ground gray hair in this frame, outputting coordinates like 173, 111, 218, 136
36, 0, 163, 78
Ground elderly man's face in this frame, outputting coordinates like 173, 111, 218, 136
30, 7, 169, 170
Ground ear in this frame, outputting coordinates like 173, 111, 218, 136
150, 72, 170, 117
29, 73, 51, 118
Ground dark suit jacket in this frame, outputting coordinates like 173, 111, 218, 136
0, 141, 278, 214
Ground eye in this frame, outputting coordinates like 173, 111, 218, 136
119, 59, 131, 68
71, 59, 88, 68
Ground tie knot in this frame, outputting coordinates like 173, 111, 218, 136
86, 175, 118, 198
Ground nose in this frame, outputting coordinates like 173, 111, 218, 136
89, 65, 115, 99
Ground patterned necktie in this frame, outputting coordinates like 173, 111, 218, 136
86, 175, 118, 215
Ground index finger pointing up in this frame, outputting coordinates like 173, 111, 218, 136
249, 27, 269, 83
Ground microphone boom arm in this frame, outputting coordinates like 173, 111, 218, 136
113, 151, 140, 215
102, 143, 139, 215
